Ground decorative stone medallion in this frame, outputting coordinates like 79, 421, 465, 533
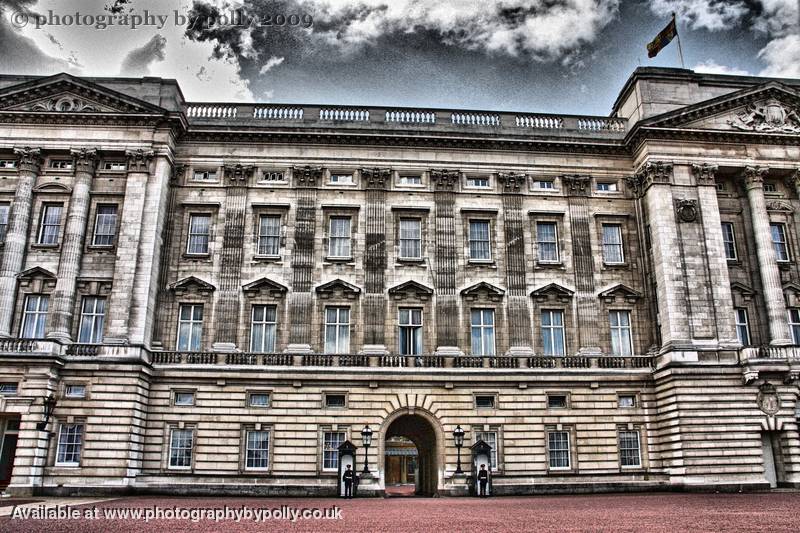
674, 199, 698, 223
757, 382, 780, 415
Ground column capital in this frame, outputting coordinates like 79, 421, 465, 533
223, 163, 254, 185
430, 169, 460, 191
634, 161, 673, 191
125, 149, 154, 173
691, 163, 718, 186
560, 174, 591, 196
743, 165, 769, 188
69, 147, 98, 174
361, 167, 391, 190
170, 163, 185, 184
12, 147, 42, 174
498, 172, 528, 194
292, 165, 323, 188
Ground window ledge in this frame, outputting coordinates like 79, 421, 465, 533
30, 243, 60, 250
467, 260, 496, 267
602, 262, 629, 270
87, 244, 116, 252
397, 257, 425, 264
777, 261, 793, 270
253, 255, 282, 263
182, 253, 211, 260
324, 257, 354, 264
535, 261, 564, 269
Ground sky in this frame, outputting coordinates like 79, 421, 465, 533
0, 0, 797, 116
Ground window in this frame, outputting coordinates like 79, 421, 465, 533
328, 216, 352, 258
789, 308, 800, 345
250, 305, 277, 353
470, 308, 495, 356
541, 310, 565, 356
324, 307, 350, 354
77, 296, 105, 344
257, 215, 281, 256
186, 214, 211, 255
102, 161, 126, 171
735, 308, 751, 346
20, 294, 48, 339
764, 182, 777, 193
48, 159, 72, 170
596, 182, 618, 192
245, 429, 271, 470
468, 220, 491, 261
547, 431, 570, 469
0, 159, 17, 169
770, 223, 789, 261
174, 391, 195, 406
399, 174, 422, 185
721, 222, 737, 260
609, 310, 633, 356
92, 205, 118, 246
533, 180, 554, 190
618, 394, 636, 408
398, 218, 422, 259
398, 308, 423, 356
192, 170, 217, 182
322, 431, 346, 470
177, 304, 203, 351
330, 173, 353, 184
261, 171, 284, 182
65, 384, 86, 398
38, 203, 62, 245
547, 394, 568, 409
0, 203, 9, 243
0, 383, 18, 395
168, 428, 194, 469
467, 176, 490, 188
716, 182, 725, 191
536, 222, 559, 263
601, 224, 624, 264
56, 423, 83, 466
324, 393, 346, 408
475, 395, 495, 409
248, 392, 270, 407
474, 431, 498, 470
619, 430, 642, 467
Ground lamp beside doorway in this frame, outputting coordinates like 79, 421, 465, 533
453, 425, 465, 474
36, 393, 57, 431
361, 425, 373, 474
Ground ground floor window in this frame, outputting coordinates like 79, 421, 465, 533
322, 431, 346, 470
169, 428, 194, 469
619, 430, 642, 467
56, 423, 83, 466
245, 429, 271, 470
547, 430, 570, 470
474, 430, 498, 470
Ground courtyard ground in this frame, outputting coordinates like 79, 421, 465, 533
1, 491, 798, 532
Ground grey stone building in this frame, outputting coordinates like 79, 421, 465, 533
0, 67, 798, 496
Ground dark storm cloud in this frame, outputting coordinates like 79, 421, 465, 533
119, 34, 167, 76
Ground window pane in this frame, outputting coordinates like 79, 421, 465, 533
602, 224, 624, 263
469, 220, 491, 260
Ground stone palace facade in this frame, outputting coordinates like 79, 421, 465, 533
0, 68, 799, 496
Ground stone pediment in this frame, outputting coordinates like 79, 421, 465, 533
731, 282, 756, 297
598, 284, 642, 302
315, 279, 361, 298
17, 266, 56, 280
388, 280, 434, 300
0, 73, 168, 116
460, 281, 505, 302
242, 277, 288, 298
531, 283, 574, 302
17, 266, 57, 291
169, 276, 216, 295
783, 281, 800, 295
640, 83, 800, 135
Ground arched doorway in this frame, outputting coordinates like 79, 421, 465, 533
382, 412, 440, 496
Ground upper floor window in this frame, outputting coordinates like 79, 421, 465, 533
398, 174, 422, 185
618, 394, 636, 408
0, 383, 18, 395
250, 304, 277, 353
78, 296, 105, 344
770, 223, 789, 262
92, 204, 118, 246
596, 182, 618, 192
721, 222, 737, 260
533, 180, 554, 190
245, 429, 271, 470
168, 428, 194, 469
56, 423, 83, 466
399, 218, 422, 259
38, 203, 62, 245
547, 430, 571, 470
186, 214, 211, 255
192, 170, 217, 182
177, 303, 203, 351
102, 161, 126, 171
0, 159, 17, 169
789, 308, 800, 345
609, 310, 633, 356
248, 392, 271, 407
20, 294, 48, 339
257, 215, 281, 257
601, 223, 624, 264
398, 308, 423, 356
322, 431, 346, 470
324, 307, 350, 354
64, 384, 86, 398
468, 219, 491, 261
763, 182, 777, 193
0, 203, 9, 244
328, 216, 352, 258
466, 176, 490, 188
261, 171, 284, 182
474, 430, 498, 470
174, 391, 195, 406
619, 430, 642, 467
48, 159, 73, 170
470, 308, 495, 356
330, 173, 353, 184
536, 222, 559, 263
541, 310, 565, 356
735, 308, 751, 346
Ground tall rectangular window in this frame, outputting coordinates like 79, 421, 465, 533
547, 430, 570, 469
609, 310, 633, 356
602, 223, 624, 264
398, 218, 422, 259
536, 222, 559, 263
398, 308, 423, 355
328, 216, 352, 258
721, 222, 737, 260
770, 223, 789, 261
322, 431, 346, 470
56, 423, 83, 466
186, 214, 211, 255
541, 310, 565, 356
468, 220, 491, 261
38, 203, 62, 245
735, 308, 750, 346
245, 429, 271, 470
0, 203, 9, 244
20, 294, 48, 339
470, 308, 495, 356
91, 204, 118, 246
619, 430, 642, 467
177, 304, 203, 351
324, 307, 350, 354
250, 305, 277, 353
257, 214, 281, 256
168, 428, 194, 469
789, 308, 800, 345
474, 431, 498, 471
78, 296, 105, 344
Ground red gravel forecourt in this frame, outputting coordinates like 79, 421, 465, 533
2, 492, 799, 533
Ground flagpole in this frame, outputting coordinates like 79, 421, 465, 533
672, 12, 686, 69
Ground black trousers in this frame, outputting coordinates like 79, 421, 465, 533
344, 481, 353, 498
479, 480, 487, 496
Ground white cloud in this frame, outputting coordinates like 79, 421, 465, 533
649, 0, 749, 31
259, 56, 285, 75
758, 34, 800, 79
693, 60, 750, 76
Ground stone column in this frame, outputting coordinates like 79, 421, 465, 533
744, 165, 791, 345
104, 149, 154, 345
47, 148, 97, 343
361, 168, 390, 355
0, 147, 41, 337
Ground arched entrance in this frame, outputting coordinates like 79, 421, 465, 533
382, 412, 440, 496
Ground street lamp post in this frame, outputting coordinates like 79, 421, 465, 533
36, 393, 57, 431
453, 425, 465, 474
361, 425, 373, 474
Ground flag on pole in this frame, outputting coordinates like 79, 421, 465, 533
647, 14, 678, 58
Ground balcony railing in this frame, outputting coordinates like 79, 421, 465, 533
739, 345, 800, 361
